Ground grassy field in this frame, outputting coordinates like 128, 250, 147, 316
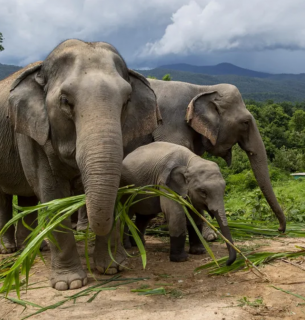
224, 176, 305, 223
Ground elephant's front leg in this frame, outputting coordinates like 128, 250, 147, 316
202, 212, 218, 242
161, 196, 188, 262
94, 220, 126, 274
39, 180, 86, 290
187, 211, 206, 254
50, 214, 87, 290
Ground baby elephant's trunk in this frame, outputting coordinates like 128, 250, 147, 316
209, 207, 236, 266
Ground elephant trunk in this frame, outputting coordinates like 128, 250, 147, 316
240, 119, 286, 232
76, 117, 123, 236
209, 205, 236, 266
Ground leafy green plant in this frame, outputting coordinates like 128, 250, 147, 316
162, 74, 172, 81
195, 247, 305, 275
0, 185, 224, 297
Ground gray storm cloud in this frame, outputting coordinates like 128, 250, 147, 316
0, 0, 305, 73
0, 0, 184, 65
140, 0, 305, 56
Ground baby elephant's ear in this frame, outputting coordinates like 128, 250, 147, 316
165, 166, 188, 198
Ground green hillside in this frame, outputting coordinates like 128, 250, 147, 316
1, 62, 305, 102
137, 68, 305, 102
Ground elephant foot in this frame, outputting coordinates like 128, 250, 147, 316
0, 241, 17, 254
202, 225, 217, 242
170, 235, 188, 262
50, 267, 88, 291
94, 234, 127, 275
94, 247, 126, 274
189, 243, 206, 255
170, 251, 188, 262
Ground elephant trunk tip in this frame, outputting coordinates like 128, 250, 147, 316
278, 222, 286, 233
226, 247, 237, 266
88, 215, 114, 237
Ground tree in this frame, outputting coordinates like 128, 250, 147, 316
162, 74, 172, 81
147, 75, 157, 79
0, 32, 4, 51
289, 109, 305, 132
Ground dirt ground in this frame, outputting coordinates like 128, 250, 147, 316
1, 236, 305, 320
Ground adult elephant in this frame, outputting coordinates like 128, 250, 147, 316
0, 39, 160, 291
147, 79, 286, 237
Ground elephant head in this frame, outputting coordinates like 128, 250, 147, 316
8, 39, 160, 236
165, 158, 236, 266
185, 84, 286, 232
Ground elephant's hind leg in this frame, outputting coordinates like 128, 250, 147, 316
0, 193, 16, 254
129, 213, 157, 247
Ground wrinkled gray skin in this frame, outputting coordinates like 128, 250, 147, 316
121, 142, 236, 265
0, 39, 160, 291
148, 79, 286, 237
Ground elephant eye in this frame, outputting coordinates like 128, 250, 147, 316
199, 189, 207, 198
60, 95, 70, 105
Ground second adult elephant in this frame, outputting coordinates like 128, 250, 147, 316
148, 79, 286, 235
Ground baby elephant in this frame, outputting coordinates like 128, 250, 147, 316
121, 142, 236, 266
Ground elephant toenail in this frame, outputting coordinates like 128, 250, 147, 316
70, 280, 83, 290
83, 278, 88, 286
55, 281, 69, 291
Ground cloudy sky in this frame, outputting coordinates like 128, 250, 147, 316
1, 0, 305, 73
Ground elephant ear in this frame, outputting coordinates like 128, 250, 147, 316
8, 62, 49, 146
122, 70, 162, 154
185, 91, 221, 146
165, 166, 188, 198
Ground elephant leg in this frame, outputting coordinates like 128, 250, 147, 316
202, 211, 217, 242
15, 196, 49, 251
161, 197, 188, 262
187, 212, 206, 255
39, 182, 86, 290
94, 220, 126, 275
123, 222, 132, 249
76, 206, 89, 232
0, 193, 16, 254
129, 213, 157, 247
49, 214, 87, 290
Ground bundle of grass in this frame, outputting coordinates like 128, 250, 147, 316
195, 247, 305, 275
0, 185, 271, 296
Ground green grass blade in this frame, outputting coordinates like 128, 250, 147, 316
271, 286, 305, 301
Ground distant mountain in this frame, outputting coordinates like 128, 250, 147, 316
137, 68, 305, 102
158, 63, 272, 78
1, 62, 305, 103
0, 63, 22, 80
